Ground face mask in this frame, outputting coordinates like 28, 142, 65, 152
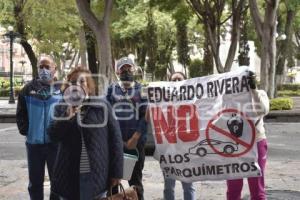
38, 68, 52, 82
120, 71, 133, 82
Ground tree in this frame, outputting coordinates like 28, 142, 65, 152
145, 8, 158, 80
76, 0, 114, 80
249, 0, 279, 98
276, 0, 300, 88
151, 0, 192, 76
111, 0, 149, 66
186, 0, 246, 73
0, 0, 38, 77
0, 0, 83, 78
173, 5, 191, 76
111, 0, 177, 80
27, 0, 81, 78
84, 22, 98, 74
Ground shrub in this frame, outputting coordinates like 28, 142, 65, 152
270, 98, 294, 110
0, 88, 22, 97
277, 90, 300, 97
189, 59, 213, 78
277, 84, 300, 91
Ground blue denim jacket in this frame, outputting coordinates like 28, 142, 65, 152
106, 81, 147, 145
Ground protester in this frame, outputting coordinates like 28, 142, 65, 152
226, 71, 269, 200
163, 72, 196, 200
16, 56, 60, 199
107, 57, 148, 200
48, 67, 123, 200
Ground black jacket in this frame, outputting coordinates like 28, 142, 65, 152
47, 99, 123, 199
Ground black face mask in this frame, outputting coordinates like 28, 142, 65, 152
120, 71, 134, 82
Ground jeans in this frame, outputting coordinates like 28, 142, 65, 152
80, 173, 94, 200
26, 142, 58, 200
163, 177, 195, 200
226, 139, 268, 200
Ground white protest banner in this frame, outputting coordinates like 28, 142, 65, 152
147, 67, 261, 182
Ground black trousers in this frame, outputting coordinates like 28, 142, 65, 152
112, 143, 145, 200
26, 143, 58, 200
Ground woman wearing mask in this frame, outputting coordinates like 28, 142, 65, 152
48, 67, 123, 200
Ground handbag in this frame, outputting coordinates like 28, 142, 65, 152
99, 183, 138, 200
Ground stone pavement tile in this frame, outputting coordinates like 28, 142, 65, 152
0, 100, 17, 115
0, 158, 300, 200
0, 160, 49, 200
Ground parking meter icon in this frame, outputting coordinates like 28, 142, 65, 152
227, 113, 243, 138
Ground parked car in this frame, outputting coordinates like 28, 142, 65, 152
188, 139, 239, 157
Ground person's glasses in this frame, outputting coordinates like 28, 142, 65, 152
39, 65, 51, 70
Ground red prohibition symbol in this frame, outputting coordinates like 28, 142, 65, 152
205, 108, 256, 157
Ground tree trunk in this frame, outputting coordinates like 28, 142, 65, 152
224, 0, 245, 71
84, 23, 98, 74
249, 0, 279, 98
78, 27, 87, 67
202, 27, 214, 75
268, 27, 277, 98
95, 23, 113, 81
205, 23, 224, 73
20, 41, 38, 77
76, 0, 114, 82
276, 10, 295, 87
68, 50, 78, 68
13, 0, 38, 78
260, 38, 269, 92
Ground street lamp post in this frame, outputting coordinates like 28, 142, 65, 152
3, 26, 21, 104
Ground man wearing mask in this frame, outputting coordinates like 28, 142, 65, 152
16, 56, 61, 200
107, 57, 147, 200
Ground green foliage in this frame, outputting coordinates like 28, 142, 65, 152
112, 1, 148, 40
145, 9, 158, 74
24, 0, 81, 54
0, 0, 81, 58
112, 0, 177, 75
270, 97, 294, 110
0, 78, 25, 89
277, 90, 300, 97
0, 1, 14, 26
278, 84, 300, 91
176, 20, 190, 69
0, 78, 23, 97
0, 88, 22, 97
0, 79, 10, 89
189, 58, 213, 78
189, 59, 203, 78
150, 0, 183, 11
285, 0, 300, 12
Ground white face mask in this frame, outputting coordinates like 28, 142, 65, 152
38, 68, 53, 82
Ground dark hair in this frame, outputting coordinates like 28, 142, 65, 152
169, 72, 186, 81
62, 67, 96, 95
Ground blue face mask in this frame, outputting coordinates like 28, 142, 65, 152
38, 68, 52, 82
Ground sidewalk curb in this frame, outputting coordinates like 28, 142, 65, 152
265, 111, 300, 123
0, 114, 17, 123
1, 112, 300, 123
